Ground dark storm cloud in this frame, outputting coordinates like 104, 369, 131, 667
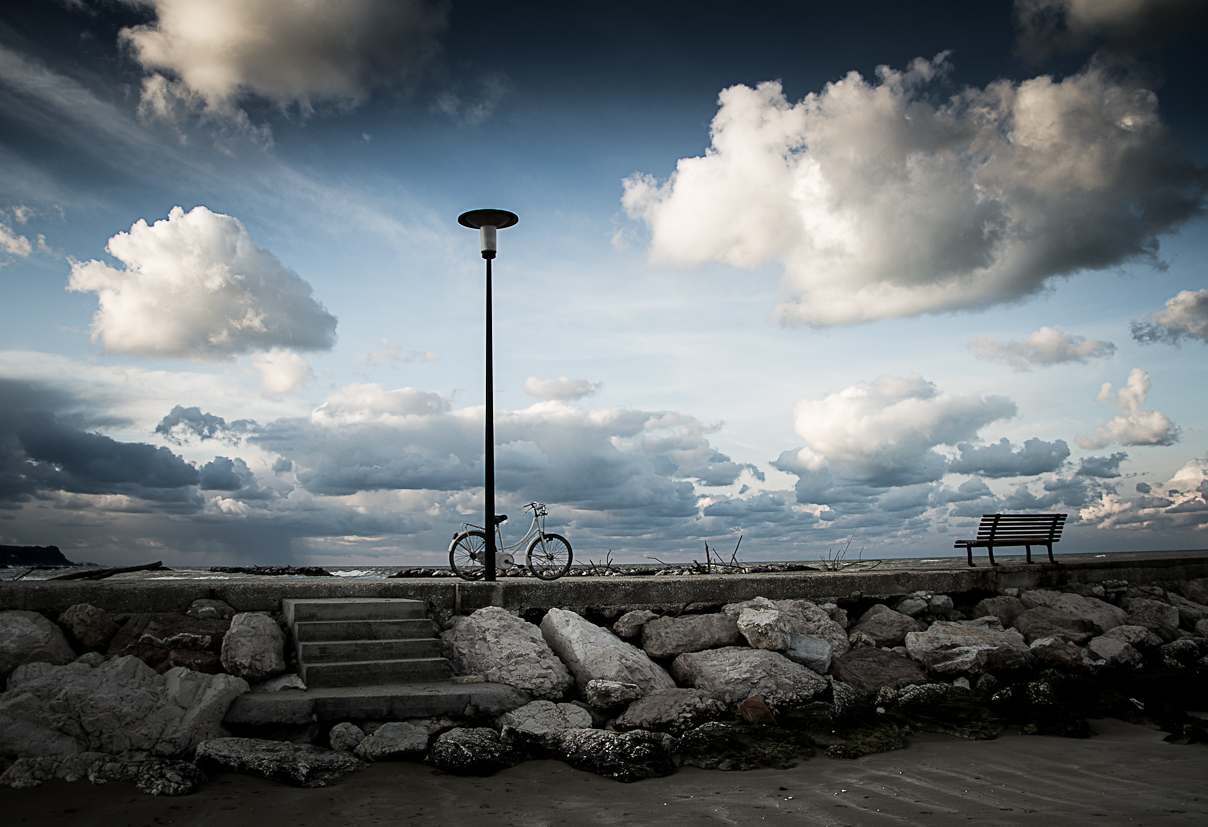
1077, 452, 1129, 478
949, 438, 1070, 478
155, 405, 254, 444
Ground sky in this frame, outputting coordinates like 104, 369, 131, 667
1, 0, 1207, 568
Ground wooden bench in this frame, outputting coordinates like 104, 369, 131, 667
954, 513, 1067, 567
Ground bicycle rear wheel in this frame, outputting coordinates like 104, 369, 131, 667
449, 530, 489, 581
526, 533, 572, 580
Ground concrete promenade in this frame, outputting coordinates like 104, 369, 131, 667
3, 550, 1206, 616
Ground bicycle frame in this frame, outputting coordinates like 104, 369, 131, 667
459, 502, 548, 557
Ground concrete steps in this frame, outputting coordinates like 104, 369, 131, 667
282, 598, 451, 689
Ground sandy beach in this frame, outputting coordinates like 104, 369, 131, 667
3, 719, 1205, 827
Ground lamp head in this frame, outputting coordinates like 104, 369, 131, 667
458, 209, 519, 260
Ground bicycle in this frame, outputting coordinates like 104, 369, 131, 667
448, 502, 573, 581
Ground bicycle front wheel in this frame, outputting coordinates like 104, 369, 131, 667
449, 530, 489, 581
526, 533, 572, 580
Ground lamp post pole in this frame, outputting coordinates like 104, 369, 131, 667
458, 209, 518, 583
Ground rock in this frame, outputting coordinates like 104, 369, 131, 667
640, 613, 740, 658
738, 695, 777, 724
1019, 590, 1127, 635
354, 722, 429, 761
427, 727, 527, 776
830, 646, 928, 695
612, 610, 658, 639
722, 597, 777, 616
972, 596, 1025, 626
820, 603, 849, 628
928, 595, 956, 618
328, 722, 365, 752
187, 599, 237, 621
195, 737, 365, 787
1028, 637, 1088, 671
5, 660, 58, 690
1160, 638, 1205, 668
220, 613, 286, 681
1197, 619, 1208, 638
1098, 624, 1163, 649
894, 596, 929, 617
133, 759, 208, 796
506, 727, 675, 782
1123, 597, 1181, 642
1011, 607, 1096, 645
0, 655, 248, 759
848, 631, 876, 648
497, 700, 593, 735
56, 604, 118, 651
251, 673, 306, 692
670, 646, 828, 706
0, 610, 76, 682
775, 599, 851, 657
1165, 594, 1208, 630
613, 688, 727, 735
904, 621, 1033, 678
673, 721, 815, 770
1182, 577, 1208, 606
850, 604, 923, 648
584, 679, 643, 709
76, 651, 106, 667
961, 616, 1004, 631
784, 635, 832, 674
540, 608, 674, 695
1086, 636, 1142, 667
106, 613, 230, 674
735, 608, 792, 651
442, 607, 573, 700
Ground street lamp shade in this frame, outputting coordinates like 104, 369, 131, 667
457, 209, 519, 230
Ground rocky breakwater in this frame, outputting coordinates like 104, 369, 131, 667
0, 599, 294, 794
5, 577, 1208, 792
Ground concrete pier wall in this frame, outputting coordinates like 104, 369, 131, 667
3, 551, 1206, 617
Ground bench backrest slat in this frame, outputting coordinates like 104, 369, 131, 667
975, 513, 1065, 541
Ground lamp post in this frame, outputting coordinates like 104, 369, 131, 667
457, 208, 519, 583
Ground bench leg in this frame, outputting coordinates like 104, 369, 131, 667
1047, 544, 1056, 564
988, 546, 998, 567
1025, 545, 1032, 564
965, 545, 974, 567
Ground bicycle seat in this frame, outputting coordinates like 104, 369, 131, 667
494, 514, 508, 525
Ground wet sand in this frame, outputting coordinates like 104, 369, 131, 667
3, 719, 1206, 826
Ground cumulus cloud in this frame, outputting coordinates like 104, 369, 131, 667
949, 437, 1071, 477
154, 405, 253, 444
252, 348, 312, 395
1080, 456, 1208, 530
312, 383, 451, 424
974, 326, 1115, 370
1077, 452, 1129, 478
623, 58, 1207, 326
68, 206, 337, 359
774, 373, 1017, 492
523, 376, 602, 401
1077, 368, 1179, 448
121, 0, 449, 129
1132, 289, 1208, 345
1014, 0, 1208, 59
0, 216, 32, 259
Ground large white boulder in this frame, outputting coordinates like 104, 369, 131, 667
905, 621, 1033, 677
0, 655, 248, 759
441, 607, 573, 700
220, 613, 286, 681
1019, 590, 1126, 634
669, 646, 828, 706
640, 613, 740, 658
735, 608, 792, 651
540, 608, 674, 695
0, 610, 76, 683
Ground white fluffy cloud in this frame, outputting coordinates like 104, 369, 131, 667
1132, 289, 1208, 345
1077, 368, 1179, 448
0, 216, 32, 258
523, 376, 602, 401
974, 326, 1116, 370
623, 58, 1207, 326
1014, 0, 1207, 58
776, 373, 1017, 489
251, 348, 312, 395
122, 0, 448, 125
68, 206, 337, 359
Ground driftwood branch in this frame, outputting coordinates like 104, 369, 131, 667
50, 561, 166, 581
